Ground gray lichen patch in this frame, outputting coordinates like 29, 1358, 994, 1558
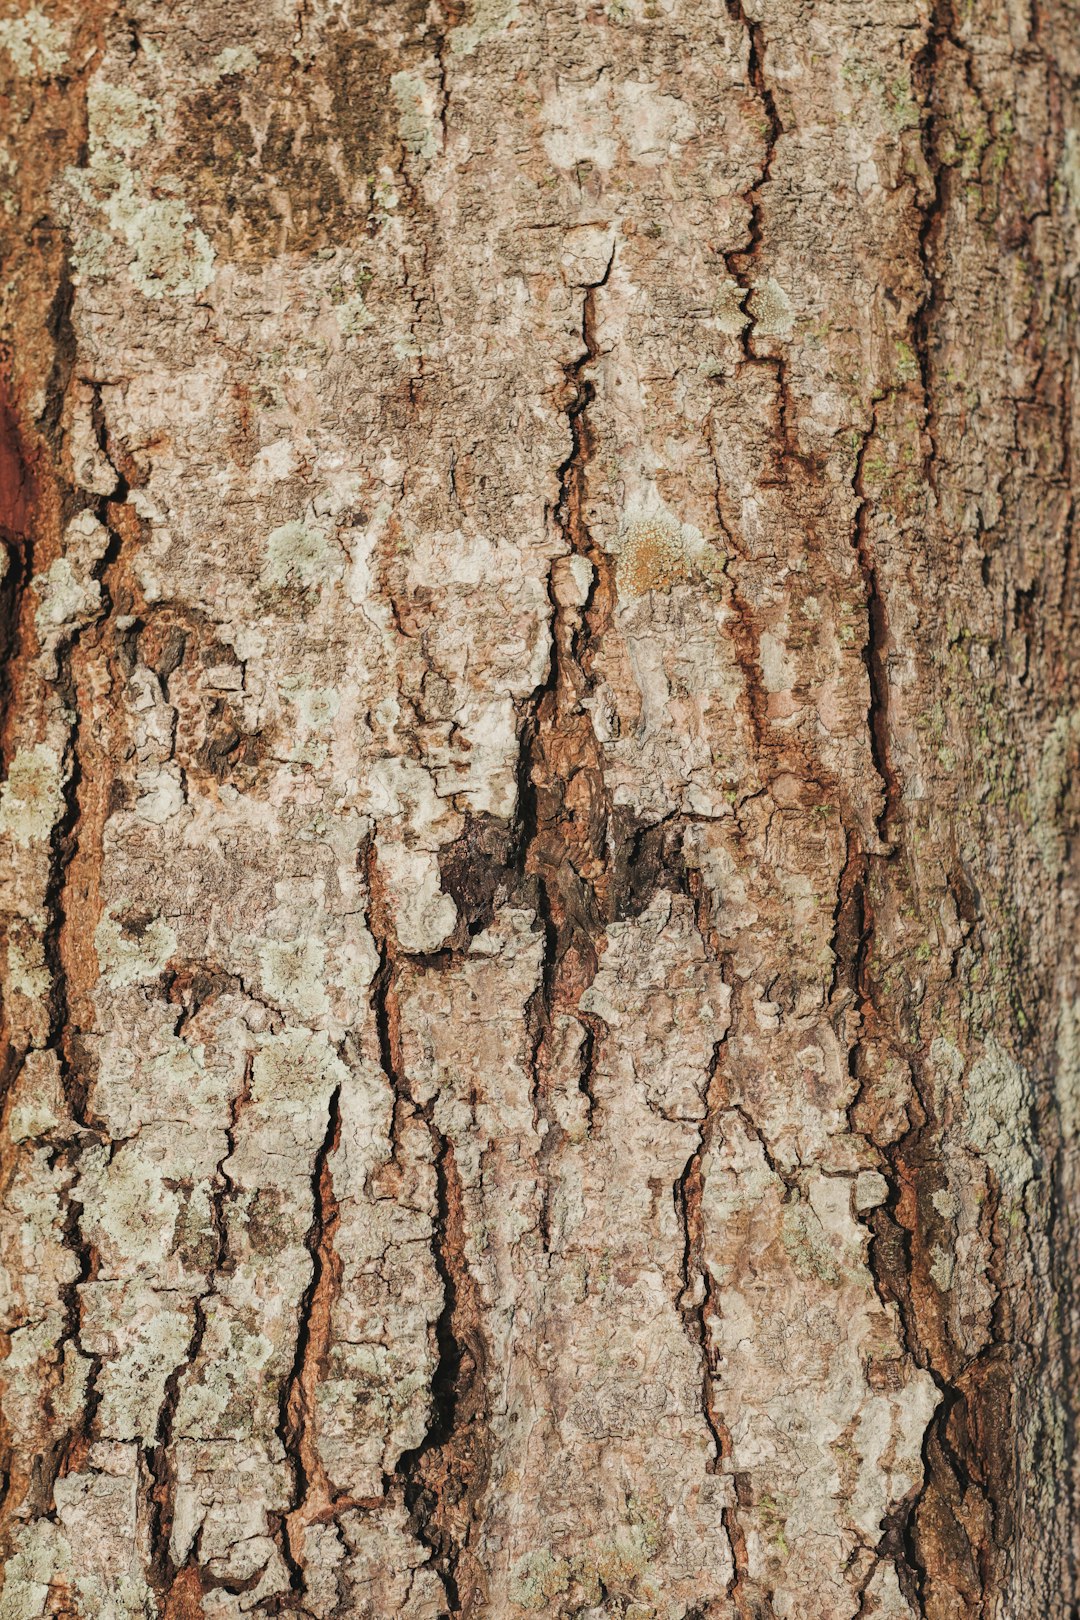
64, 79, 214, 299
1033, 706, 1080, 867
712, 277, 750, 335
67, 171, 215, 300
448, 0, 520, 55
257, 935, 331, 1021
0, 9, 67, 78
963, 1038, 1035, 1198
0, 744, 65, 848
262, 519, 344, 592
94, 909, 178, 988
86, 83, 158, 153
6, 931, 51, 1000
33, 557, 103, 640
390, 70, 440, 160
748, 276, 795, 339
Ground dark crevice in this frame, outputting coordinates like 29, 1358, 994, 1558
147, 1051, 252, 1597
366, 844, 484, 1619
839, 2, 1023, 1603
277, 1080, 343, 1600
5, 284, 131, 1516
673, 1048, 729, 1479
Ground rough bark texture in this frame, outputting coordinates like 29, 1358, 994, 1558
0, 0, 1078, 1616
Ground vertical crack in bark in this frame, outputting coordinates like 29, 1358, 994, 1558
722, 0, 781, 283
840, 13, 1006, 1585
0, 267, 81, 1543
674, 1046, 726, 1476
12, 294, 131, 1507
48, 391, 130, 1457
0, 381, 34, 793
520, 249, 614, 1243
367, 844, 487, 1619
721, 0, 808, 470
704, 415, 769, 756
842, 387, 938, 1614
673, 1075, 753, 1617
147, 1052, 252, 1599
279, 1080, 344, 1599
673, 1044, 749, 1617
851, 400, 902, 844
912, 6, 948, 487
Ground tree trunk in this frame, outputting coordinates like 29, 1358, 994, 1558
0, 0, 1077, 1616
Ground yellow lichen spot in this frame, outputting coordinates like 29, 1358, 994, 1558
614, 498, 719, 602
618, 516, 690, 597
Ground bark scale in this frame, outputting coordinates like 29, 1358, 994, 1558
0, 1, 1077, 1618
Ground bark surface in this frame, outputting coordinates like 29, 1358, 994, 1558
0, 0, 1078, 1617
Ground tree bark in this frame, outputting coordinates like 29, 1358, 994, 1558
0, 0, 1077, 1616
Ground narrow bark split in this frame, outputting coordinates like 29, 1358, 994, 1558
0, 1, 1077, 1618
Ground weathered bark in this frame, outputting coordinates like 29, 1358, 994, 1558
0, 0, 1077, 1616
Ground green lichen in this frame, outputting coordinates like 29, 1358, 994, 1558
893, 340, 919, 384
0, 1520, 72, 1620
841, 60, 920, 134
